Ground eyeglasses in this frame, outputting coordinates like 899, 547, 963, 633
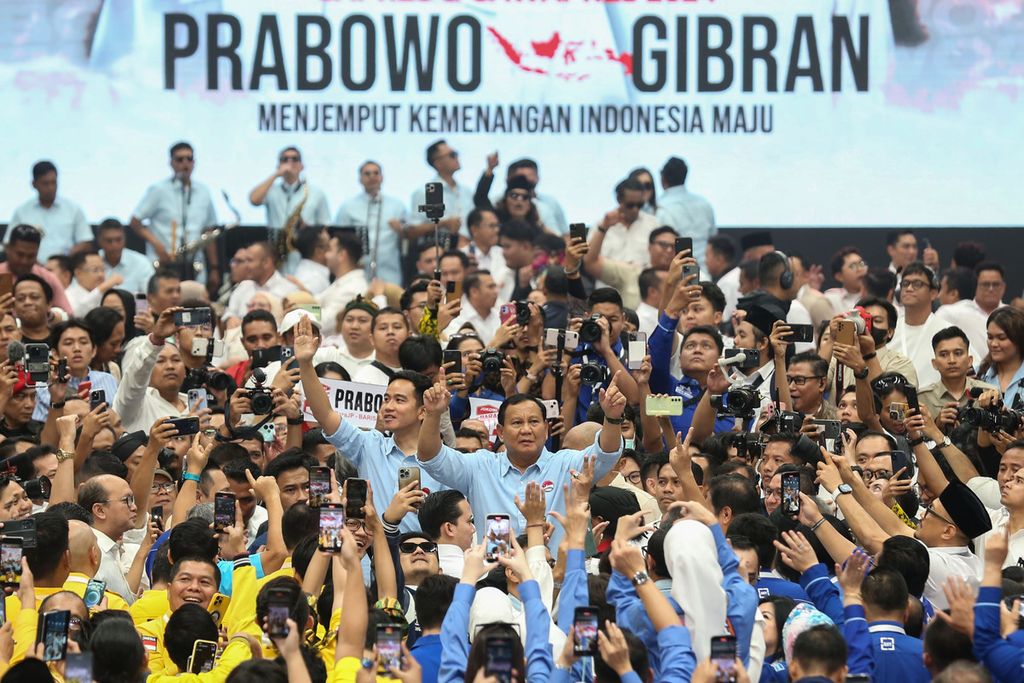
847, 259, 867, 270
923, 504, 954, 526
399, 541, 438, 554
901, 279, 931, 292
151, 481, 176, 494
638, 182, 654, 191
624, 471, 642, 485
979, 281, 1005, 289
432, 150, 458, 162
279, 155, 300, 163
622, 202, 643, 210
103, 494, 136, 508
507, 191, 530, 201
652, 241, 676, 249
861, 470, 893, 482
787, 375, 825, 386
344, 519, 366, 532
173, 155, 194, 163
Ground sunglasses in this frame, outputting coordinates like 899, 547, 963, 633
507, 191, 530, 201
433, 150, 459, 162
622, 202, 643, 210
638, 182, 653, 191
279, 155, 300, 163
173, 155, 194, 163
399, 541, 438, 554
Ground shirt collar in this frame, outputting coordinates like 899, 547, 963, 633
499, 449, 549, 476
868, 621, 906, 634
94, 528, 118, 553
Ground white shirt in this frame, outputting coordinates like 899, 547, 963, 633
9, 197, 93, 259
824, 287, 863, 316
463, 243, 512, 299
936, 298, 998, 358
444, 304, 501, 343
258, 180, 330, 230
318, 269, 369, 336
335, 192, 408, 286
102, 248, 155, 294
93, 528, 139, 604
922, 543, 982, 610
246, 505, 269, 549
438, 543, 465, 579
66, 280, 103, 318
890, 312, 968, 387
409, 176, 475, 236
132, 178, 218, 257
636, 302, 659, 339
224, 271, 300, 321
718, 267, 741, 319
655, 185, 716, 267
113, 336, 188, 433
975, 507, 1024, 570
597, 211, 659, 268
328, 344, 376, 379
293, 258, 330, 296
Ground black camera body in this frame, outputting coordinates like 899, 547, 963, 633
711, 387, 759, 419
418, 181, 446, 220
514, 301, 531, 326
723, 347, 761, 370
480, 349, 506, 374
245, 368, 274, 415
732, 432, 766, 460
959, 404, 1023, 433
774, 410, 804, 434
580, 362, 610, 386
579, 315, 604, 345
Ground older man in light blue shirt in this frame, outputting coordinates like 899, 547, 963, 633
97, 219, 155, 294
8, 160, 93, 259
655, 157, 716, 268
335, 161, 408, 286
416, 370, 628, 552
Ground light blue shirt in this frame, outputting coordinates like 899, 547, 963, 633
417, 430, 622, 552
9, 197, 93, 259
132, 177, 217, 257
260, 179, 330, 230
34, 370, 119, 422
979, 362, 1024, 409
535, 191, 569, 234
323, 418, 446, 533
102, 248, 155, 294
409, 176, 475, 237
335, 192, 408, 286
655, 184, 716, 267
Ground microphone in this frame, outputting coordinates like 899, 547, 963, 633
7, 341, 24, 366
718, 352, 749, 369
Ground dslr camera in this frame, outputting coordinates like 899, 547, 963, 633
732, 432, 766, 460
711, 387, 759, 419
580, 361, 610, 386
480, 349, 506, 374
959, 404, 1024, 433
579, 315, 604, 345
244, 368, 275, 415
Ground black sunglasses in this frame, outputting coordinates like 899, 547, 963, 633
173, 155, 194, 163
399, 541, 438, 554
279, 155, 300, 163
638, 182, 653, 191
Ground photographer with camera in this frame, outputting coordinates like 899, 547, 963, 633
570, 288, 640, 425
919, 328, 997, 433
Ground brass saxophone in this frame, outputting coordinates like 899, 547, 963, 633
276, 184, 310, 263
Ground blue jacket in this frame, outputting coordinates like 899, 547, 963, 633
866, 620, 929, 683
974, 585, 1024, 683
759, 655, 789, 683
550, 625, 694, 683
757, 571, 811, 603
842, 604, 874, 677
800, 564, 845, 625
409, 633, 442, 683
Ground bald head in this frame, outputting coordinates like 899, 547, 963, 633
562, 422, 602, 451
68, 520, 100, 575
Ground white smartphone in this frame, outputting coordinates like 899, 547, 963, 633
628, 333, 647, 370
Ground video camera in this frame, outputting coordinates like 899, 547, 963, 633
959, 403, 1024, 433
480, 349, 506, 374
243, 368, 275, 415
711, 387, 759, 420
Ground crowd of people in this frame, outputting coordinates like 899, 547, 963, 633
0, 140, 1018, 683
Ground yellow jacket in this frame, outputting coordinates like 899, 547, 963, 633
145, 636, 252, 683
130, 589, 170, 625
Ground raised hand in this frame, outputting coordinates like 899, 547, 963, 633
293, 315, 319, 363
774, 530, 818, 573
422, 368, 452, 416
514, 481, 547, 528
598, 371, 627, 420
152, 306, 182, 340
837, 548, 871, 598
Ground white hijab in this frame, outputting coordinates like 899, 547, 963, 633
666, 520, 728, 662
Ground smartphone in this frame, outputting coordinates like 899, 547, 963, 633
543, 328, 561, 349
64, 651, 92, 683
904, 385, 920, 413
569, 223, 588, 243
675, 236, 693, 254
281, 346, 295, 365
187, 388, 209, 413
563, 329, 579, 351
845, 677, 871, 683
345, 478, 368, 519
485, 635, 515, 683
0, 537, 22, 587
628, 333, 647, 370
499, 303, 516, 326
376, 624, 403, 674
309, 466, 331, 508
259, 422, 276, 443
0, 519, 37, 548
777, 410, 802, 433
834, 319, 856, 346
38, 609, 70, 662
787, 324, 815, 344
485, 513, 511, 562
781, 471, 801, 516
214, 492, 235, 532
645, 394, 684, 417
56, 358, 68, 383
573, 606, 600, 656
191, 337, 225, 358
251, 345, 282, 368
187, 639, 218, 674
0, 273, 13, 298
0, 594, 5, 626
710, 635, 738, 683
83, 578, 106, 609
425, 181, 443, 205
398, 466, 421, 491
888, 401, 908, 422
25, 343, 49, 384
318, 503, 344, 553
541, 399, 560, 420
812, 419, 843, 440
682, 263, 700, 281
150, 506, 164, 530
134, 292, 150, 315
723, 346, 761, 370
208, 594, 230, 628
445, 279, 463, 303
443, 349, 462, 373
174, 307, 212, 327
266, 587, 291, 639
89, 389, 107, 412
168, 416, 201, 436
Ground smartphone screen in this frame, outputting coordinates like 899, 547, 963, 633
376, 625, 402, 674
150, 505, 164, 530
345, 479, 367, 519
573, 606, 599, 655
214, 492, 235, 531
485, 514, 511, 562
781, 472, 801, 516
443, 349, 462, 374
266, 588, 291, 639
319, 504, 344, 552
40, 609, 70, 661
64, 652, 92, 683
188, 639, 218, 673
134, 293, 149, 314
0, 591, 6, 626
627, 336, 646, 370
485, 635, 514, 683
787, 324, 815, 344
710, 635, 738, 683
309, 466, 331, 508
0, 538, 23, 587
84, 578, 106, 609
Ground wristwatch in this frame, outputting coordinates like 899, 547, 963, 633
631, 570, 650, 587
56, 449, 74, 464
936, 436, 952, 449
852, 366, 869, 380
831, 483, 853, 503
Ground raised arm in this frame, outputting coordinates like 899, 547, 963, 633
669, 429, 711, 509
294, 315, 340, 435
131, 418, 178, 529
49, 416, 78, 506
418, 368, 451, 462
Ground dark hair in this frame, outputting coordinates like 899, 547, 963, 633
952, 242, 986, 270
975, 261, 1005, 279
638, 268, 664, 301
864, 269, 898, 299
169, 141, 193, 158
727, 513, 778, 570
222, 458, 261, 485
49, 318, 94, 350
91, 617, 146, 683
294, 226, 324, 260
707, 235, 737, 264
426, 139, 447, 166
792, 625, 847, 675
465, 625, 526, 683
388, 370, 432, 406
758, 251, 789, 287
166, 604, 218, 669
371, 306, 407, 333
32, 161, 57, 180
923, 612, 977, 671
941, 267, 977, 301
588, 286, 624, 311
877, 535, 930, 597
646, 525, 671, 578
863, 566, 909, 613
931, 326, 970, 351
980, 307, 1024, 376
615, 177, 646, 202
418, 490, 468, 541
330, 231, 363, 265
14, 273, 52, 303
241, 309, 278, 337
147, 268, 180, 297
263, 449, 313, 481
102, 289, 139, 339
593, 627, 649, 683
497, 394, 546, 426
169, 556, 220, 590
414, 574, 458, 631
685, 324, 724, 354
464, 270, 493, 297
168, 518, 219, 563
84, 307, 125, 349
760, 596, 797, 658
886, 229, 915, 247
282, 504, 319, 550
789, 351, 828, 378
857, 296, 898, 330
627, 167, 657, 211
901, 261, 938, 289
648, 226, 678, 245
96, 217, 126, 236
47, 501, 93, 525
398, 337, 442, 373
256, 577, 310, 635
226, 660, 288, 683
78, 452, 128, 483
468, 208, 497, 232
695, 282, 726, 313
400, 280, 430, 312
830, 246, 862, 277
709, 474, 760, 517
499, 219, 537, 245
8, 224, 43, 247
24, 511, 69, 580
152, 546, 173, 585
439, 250, 470, 271
313, 361, 351, 381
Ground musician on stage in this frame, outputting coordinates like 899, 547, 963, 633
334, 160, 407, 287
248, 146, 331, 231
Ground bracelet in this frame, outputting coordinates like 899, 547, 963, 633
809, 517, 827, 532
605, 416, 624, 425
182, 472, 201, 483
286, 416, 304, 425
564, 265, 580, 276
862, 352, 877, 361
50, 400, 65, 410
526, 523, 545, 529
908, 436, 926, 447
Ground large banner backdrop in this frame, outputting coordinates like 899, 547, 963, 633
1, 0, 1020, 228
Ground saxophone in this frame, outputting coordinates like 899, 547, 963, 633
276, 184, 310, 263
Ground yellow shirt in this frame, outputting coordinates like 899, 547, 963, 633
334, 656, 399, 683
62, 573, 130, 613
145, 636, 251, 683
139, 613, 173, 677
129, 589, 170, 625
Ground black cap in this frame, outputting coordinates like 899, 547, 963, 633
740, 303, 785, 338
938, 479, 992, 539
111, 431, 148, 462
589, 486, 642, 538
505, 175, 535, 193
740, 231, 774, 252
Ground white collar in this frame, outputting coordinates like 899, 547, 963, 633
868, 623, 906, 634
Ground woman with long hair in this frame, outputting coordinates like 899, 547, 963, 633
978, 307, 1024, 407
102, 288, 146, 340
85, 306, 126, 380
628, 167, 657, 213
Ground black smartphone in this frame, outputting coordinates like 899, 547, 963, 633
64, 652, 93, 683
187, 639, 218, 674
813, 419, 843, 440
88, 390, 106, 412
573, 606, 599, 656
485, 635, 515, 683
675, 236, 693, 254
174, 307, 212, 327
251, 345, 282, 369
376, 624, 403, 674
309, 466, 331, 508
214, 492, 235, 531
781, 471, 801, 516
25, 343, 49, 384
168, 416, 201, 436
776, 410, 802, 433
787, 324, 815, 344
0, 519, 36, 548
280, 346, 295, 365
569, 223, 587, 243
0, 537, 22, 587
38, 609, 70, 662
56, 358, 68, 383
0, 592, 6, 626
443, 349, 462, 374
710, 635, 738, 683
485, 513, 511, 562
318, 503, 344, 553
345, 478, 367, 519
266, 587, 292, 639
84, 578, 106, 609
425, 181, 443, 205
150, 506, 164, 530
904, 385, 920, 413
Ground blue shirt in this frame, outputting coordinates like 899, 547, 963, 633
10, 197, 93, 259
867, 621, 930, 683
102, 248, 156, 294
324, 418, 446, 534
132, 177, 218, 258
335, 192, 408, 286
655, 184, 716, 267
409, 633, 442, 683
756, 570, 811, 603
34, 370, 119, 422
980, 362, 1024, 410
417, 431, 621, 553
974, 586, 1024, 683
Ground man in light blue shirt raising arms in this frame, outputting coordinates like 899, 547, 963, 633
655, 156, 716, 269
416, 367, 627, 552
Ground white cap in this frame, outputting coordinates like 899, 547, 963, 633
278, 308, 322, 335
